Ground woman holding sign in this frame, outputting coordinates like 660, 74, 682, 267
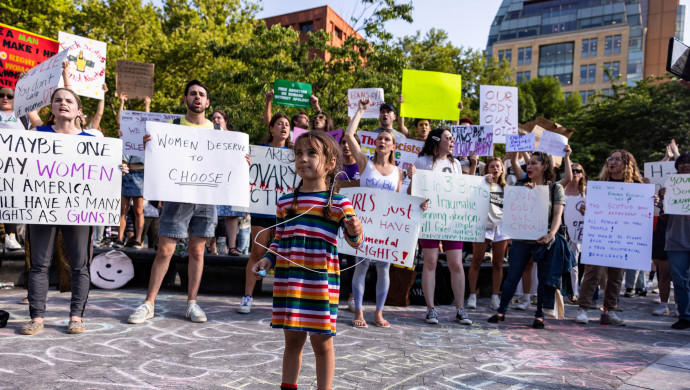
20, 88, 127, 335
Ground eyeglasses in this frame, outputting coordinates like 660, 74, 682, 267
572, 169, 583, 173
315, 114, 326, 120
607, 157, 623, 163
0, 93, 14, 99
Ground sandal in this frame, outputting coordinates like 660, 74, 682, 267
352, 319, 368, 328
374, 320, 390, 328
228, 247, 241, 256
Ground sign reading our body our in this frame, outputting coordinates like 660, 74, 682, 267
664, 174, 690, 215
58, 32, 107, 100
480, 85, 518, 144
0, 23, 59, 89
116, 60, 155, 99
337, 188, 424, 267
13, 49, 69, 118
536, 129, 568, 157
411, 170, 490, 242
119, 110, 182, 156
502, 186, 549, 240
506, 133, 536, 152
244, 145, 298, 215
400, 69, 462, 121
449, 125, 494, 157
273, 79, 312, 109
348, 88, 384, 119
144, 122, 250, 206
0, 131, 122, 225
581, 181, 654, 271
358, 131, 423, 193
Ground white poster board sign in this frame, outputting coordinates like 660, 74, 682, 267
664, 174, 690, 215
564, 197, 586, 243
536, 129, 568, 157
337, 188, 424, 267
506, 133, 536, 152
58, 32, 107, 100
0, 131, 122, 225
410, 170, 490, 242
119, 110, 182, 157
359, 131, 423, 194
143, 122, 249, 206
581, 181, 654, 271
244, 145, 298, 215
502, 186, 550, 240
479, 85, 518, 144
348, 88, 384, 119
644, 161, 677, 187
13, 49, 69, 117
449, 125, 494, 156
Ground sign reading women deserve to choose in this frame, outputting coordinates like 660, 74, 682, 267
58, 32, 107, 100
0, 23, 59, 89
502, 186, 550, 240
411, 170, 490, 242
119, 110, 182, 156
480, 85, 518, 144
581, 181, 654, 271
243, 145, 298, 215
273, 79, 312, 109
664, 174, 690, 215
13, 50, 69, 117
449, 125, 494, 156
0, 131, 122, 225
337, 188, 424, 267
143, 122, 249, 206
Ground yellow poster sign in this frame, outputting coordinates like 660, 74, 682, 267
400, 69, 462, 121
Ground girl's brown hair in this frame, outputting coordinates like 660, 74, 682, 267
263, 112, 294, 148
485, 157, 507, 189
527, 151, 555, 184
598, 149, 641, 183
419, 128, 456, 166
571, 162, 587, 196
45, 88, 84, 129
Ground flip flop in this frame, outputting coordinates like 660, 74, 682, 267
374, 320, 390, 328
352, 319, 368, 328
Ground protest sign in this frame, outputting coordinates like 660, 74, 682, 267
664, 174, 690, 215
449, 125, 494, 157
348, 88, 384, 119
337, 188, 424, 267
119, 110, 182, 156
564, 198, 586, 243
506, 133, 536, 152
144, 122, 249, 206
644, 161, 677, 187
273, 79, 312, 109
502, 186, 550, 240
480, 85, 518, 144
13, 49, 69, 117
0, 131, 122, 225
410, 170, 490, 242
358, 131, 423, 193
58, 32, 107, 100
244, 145, 298, 215
0, 23, 59, 89
536, 129, 568, 157
116, 60, 154, 99
581, 181, 654, 271
400, 69, 462, 121
292, 127, 342, 143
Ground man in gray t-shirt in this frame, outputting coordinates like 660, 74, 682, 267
368, 102, 406, 139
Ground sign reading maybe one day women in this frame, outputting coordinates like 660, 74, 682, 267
337, 188, 424, 267
144, 122, 249, 207
581, 181, 654, 271
502, 186, 550, 240
0, 131, 122, 225
664, 174, 690, 215
411, 170, 490, 242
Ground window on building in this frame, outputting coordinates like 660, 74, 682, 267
580, 64, 596, 84
498, 49, 512, 63
564, 92, 571, 99
604, 35, 622, 55
581, 38, 597, 58
518, 48, 524, 65
538, 42, 574, 85
603, 61, 620, 81
518, 47, 531, 65
579, 90, 595, 104
334, 27, 343, 39
300, 22, 314, 33
517, 71, 531, 83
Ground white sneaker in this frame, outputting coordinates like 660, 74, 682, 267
425, 307, 439, 324
516, 300, 531, 311
653, 304, 670, 316
238, 295, 252, 314
348, 297, 356, 312
456, 308, 472, 325
128, 302, 154, 324
186, 301, 207, 323
4, 233, 21, 250
574, 308, 589, 324
466, 295, 477, 309
490, 296, 501, 310
608, 311, 626, 326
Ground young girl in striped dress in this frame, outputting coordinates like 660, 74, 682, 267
254, 131, 363, 390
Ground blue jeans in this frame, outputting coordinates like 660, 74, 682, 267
668, 251, 690, 321
497, 241, 547, 319
237, 227, 250, 255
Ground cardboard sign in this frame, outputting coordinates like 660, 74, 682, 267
13, 49, 69, 117
143, 122, 250, 206
664, 174, 690, 215
410, 170, 490, 242
273, 79, 311, 109
348, 88, 384, 119
58, 32, 107, 100
119, 110, 182, 156
400, 69, 462, 121
536, 129, 568, 157
564, 196, 586, 243
480, 85, 518, 144
502, 186, 550, 240
506, 133, 536, 152
581, 181, 654, 271
244, 145, 298, 215
0, 131, 122, 225
116, 60, 154, 99
0, 23, 59, 89
449, 125, 494, 157
292, 127, 342, 143
358, 131, 423, 194
337, 188, 424, 267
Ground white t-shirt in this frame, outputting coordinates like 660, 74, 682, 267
413, 155, 463, 174
0, 110, 26, 130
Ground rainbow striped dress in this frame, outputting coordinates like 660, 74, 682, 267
264, 191, 363, 335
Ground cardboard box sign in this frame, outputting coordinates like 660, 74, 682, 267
518, 117, 576, 167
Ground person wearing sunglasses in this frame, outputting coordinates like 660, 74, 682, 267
0, 86, 43, 130
311, 111, 334, 132
561, 148, 586, 305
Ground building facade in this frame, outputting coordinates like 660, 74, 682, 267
486, 0, 684, 103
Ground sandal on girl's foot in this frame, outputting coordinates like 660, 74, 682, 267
352, 319, 368, 328
488, 314, 505, 323
532, 318, 545, 329
228, 247, 241, 256
374, 320, 390, 328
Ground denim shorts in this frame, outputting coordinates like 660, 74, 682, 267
122, 170, 144, 197
159, 202, 217, 238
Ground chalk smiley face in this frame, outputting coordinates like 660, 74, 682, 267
90, 251, 135, 289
